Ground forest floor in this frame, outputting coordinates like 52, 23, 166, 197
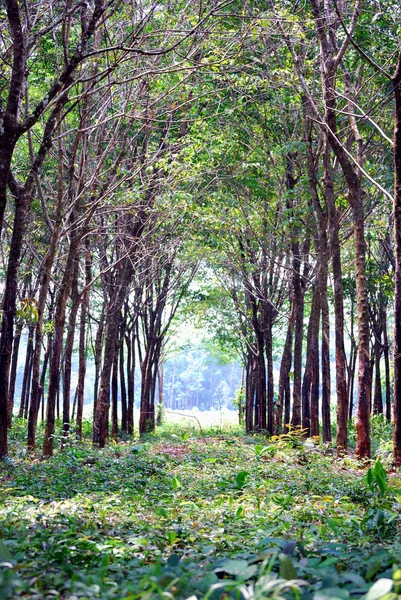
1, 419, 401, 599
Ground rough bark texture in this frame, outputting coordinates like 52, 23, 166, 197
324, 146, 348, 451
120, 338, 128, 433
383, 314, 391, 422
43, 240, 79, 456
93, 261, 134, 447
0, 185, 29, 457
62, 261, 80, 442
126, 331, 135, 435
302, 290, 316, 436
18, 324, 34, 418
7, 322, 23, 427
76, 243, 92, 440
321, 279, 332, 442
393, 50, 401, 466
111, 342, 119, 438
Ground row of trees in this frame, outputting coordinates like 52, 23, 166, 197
1, 0, 401, 463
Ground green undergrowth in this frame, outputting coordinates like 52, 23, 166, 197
1, 423, 401, 599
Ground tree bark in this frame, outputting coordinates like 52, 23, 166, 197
43, 239, 79, 456
383, 312, 391, 422
7, 322, 23, 427
76, 243, 92, 440
126, 330, 135, 435
324, 145, 348, 451
111, 341, 119, 438
18, 324, 34, 418
393, 49, 401, 466
0, 184, 30, 457
62, 260, 80, 443
120, 335, 128, 433
276, 304, 295, 434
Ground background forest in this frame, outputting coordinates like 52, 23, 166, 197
1, 0, 401, 459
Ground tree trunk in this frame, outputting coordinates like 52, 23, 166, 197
18, 324, 34, 418
93, 300, 106, 417
0, 185, 29, 458
139, 341, 156, 434
126, 331, 135, 435
120, 338, 128, 433
111, 341, 119, 438
43, 240, 79, 456
39, 332, 52, 422
93, 260, 134, 447
321, 274, 331, 442
276, 305, 295, 434
383, 312, 391, 422
62, 261, 80, 443
265, 319, 274, 435
393, 50, 401, 466
324, 145, 348, 451
292, 280, 305, 427
7, 322, 23, 427
76, 243, 92, 440
351, 189, 371, 458
373, 331, 383, 415
302, 290, 316, 437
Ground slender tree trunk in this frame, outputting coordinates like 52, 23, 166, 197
23, 351, 33, 420
62, 262, 80, 443
245, 352, 254, 434
93, 301, 106, 417
7, 322, 23, 427
373, 332, 383, 415
0, 185, 29, 457
265, 320, 274, 435
76, 243, 92, 440
126, 331, 135, 435
321, 275, 331, 442
256, 332, 267, 431
156, 368, 164, 426
351, 190, 371, 458
93, 261, 133, 447
18, 324, 34, 418
71, 388, 78, 422
393, 51, 401, 465
28, 131, 63, 449
140, 341, 156, 434
39, 333, 52, 422
276, 305, 295, 434
302, 291, 316, 437
308, 285, 321, 437
383, 312, 391, 422
111, 342, 119, 437
324, 145, 348, 451
120, 339, 128, 433
43, 240, 79, 456
292, 281, 305, 427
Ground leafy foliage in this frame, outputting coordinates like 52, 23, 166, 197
1, 424, 401, 599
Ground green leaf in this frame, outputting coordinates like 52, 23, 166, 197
171, 477, 181, 490
235, 471, 250, 489
366, 578, 393, 600
217, 559, 249, 576
314, 588, 350, 600
279, 554, 297, 580
0, 541, 11, 561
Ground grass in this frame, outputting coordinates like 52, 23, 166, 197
1, 419, 401, 599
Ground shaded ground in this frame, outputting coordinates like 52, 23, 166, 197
1, 421, 401, 599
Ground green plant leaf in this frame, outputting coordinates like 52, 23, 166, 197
235, 471, 250, 489
365, 578, 393, 600
279, 554, 297, 580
